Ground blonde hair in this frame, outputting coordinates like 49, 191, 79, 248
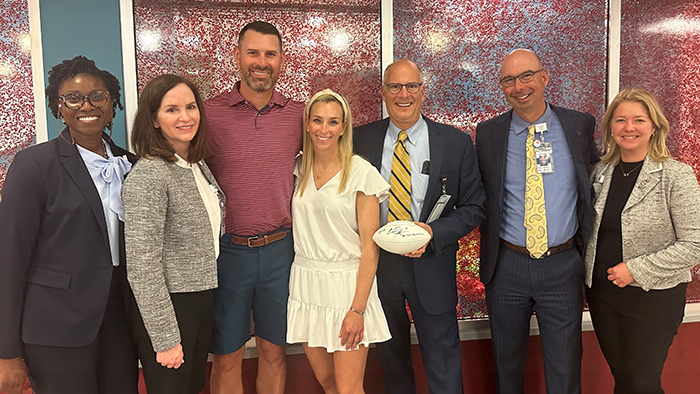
297, 89, 354, 196
601, 88, 671, 165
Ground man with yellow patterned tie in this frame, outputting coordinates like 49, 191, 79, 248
475, 49, 599, 394
354, 59, 485, 394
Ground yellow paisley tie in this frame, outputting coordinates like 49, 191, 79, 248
524, 124, 548, 258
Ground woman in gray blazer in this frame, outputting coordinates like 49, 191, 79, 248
585, 88, 700, 394
121, 75, 224, 394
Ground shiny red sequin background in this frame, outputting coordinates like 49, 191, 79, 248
131, 0, 700, 318
0, 0, 35, 191
620, 0, 700, 303
134, 0, 382, 127
393, 0, 609, 318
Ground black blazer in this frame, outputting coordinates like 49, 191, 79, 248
475, 106, 599, 285
354, 116, 485, 315
0, 130, 136, 359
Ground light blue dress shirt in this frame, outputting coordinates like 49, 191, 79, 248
500, 104, 578, 247
380, 117, 430, 225
77, 141, 132, 266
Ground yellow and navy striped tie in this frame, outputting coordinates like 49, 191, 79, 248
388, 130, 412, 222
524, 124, 548, 258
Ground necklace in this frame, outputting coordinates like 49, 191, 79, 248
620, 161, 643, 177
98, 140, 109, 159
314, 161, 339, 179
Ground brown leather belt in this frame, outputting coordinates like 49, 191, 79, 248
231, 230, 287, 247
501, 237, 574, 259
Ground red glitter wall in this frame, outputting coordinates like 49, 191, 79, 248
393, 0, 609, 317
133, 0, 382, 127
135, 0, 700, 315
620, 0, 700, 302
0, 0, 35, 192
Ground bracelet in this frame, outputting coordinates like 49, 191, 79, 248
349, 307, 365, 316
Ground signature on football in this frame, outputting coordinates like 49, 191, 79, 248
381, 226, 423, 238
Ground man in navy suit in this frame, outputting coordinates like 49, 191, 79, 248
475, 49, 599, 394
354, 59, 485, 394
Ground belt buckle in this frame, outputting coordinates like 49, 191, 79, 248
529, 250, 551, 259
247, 236, 259, 247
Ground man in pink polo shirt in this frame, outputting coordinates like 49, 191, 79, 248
204, 21, 303, 394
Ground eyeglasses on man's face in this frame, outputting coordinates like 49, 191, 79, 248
384, 82, 423, 94
59, 90, 111, 110
499, 69, 544, 87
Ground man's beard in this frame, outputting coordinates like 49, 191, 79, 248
241, 66, 278, 93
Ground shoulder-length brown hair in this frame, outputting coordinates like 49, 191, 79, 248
600, 87, 671, 165
131, 74, 210, 163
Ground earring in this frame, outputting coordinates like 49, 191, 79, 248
58, 104, 66, 124
107, 120, 113, 138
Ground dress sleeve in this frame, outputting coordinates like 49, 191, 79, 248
353, 156, 390, 202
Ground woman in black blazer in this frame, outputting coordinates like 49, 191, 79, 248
0, 56, 139, 394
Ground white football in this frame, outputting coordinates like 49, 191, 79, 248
372, 220, 431, 255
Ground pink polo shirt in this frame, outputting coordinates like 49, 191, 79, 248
205, 82, 303, 236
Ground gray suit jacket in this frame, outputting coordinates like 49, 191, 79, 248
585, 156, 700, 290
122, 156, 225, 351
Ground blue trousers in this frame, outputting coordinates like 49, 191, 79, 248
485, 246, 583, 394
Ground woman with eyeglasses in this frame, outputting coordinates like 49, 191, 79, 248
0, 56, 139, 394
121, 74, 224, 394
585, 88, 700, 393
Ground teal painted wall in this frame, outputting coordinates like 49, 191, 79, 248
39, 0, 127, 147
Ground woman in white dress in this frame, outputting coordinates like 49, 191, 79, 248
287, 89, 391, 393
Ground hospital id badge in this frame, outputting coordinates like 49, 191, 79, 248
535, 144, 554, 174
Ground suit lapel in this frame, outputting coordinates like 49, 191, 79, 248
592, 163, 614, 215
491, 113, 511, 206
554, 106, 583, 166
368, 118, 390, 168
624, 157, 661, 211
58, 130, 110, 248
104, 133, 136, 165
420, 117, 445, 222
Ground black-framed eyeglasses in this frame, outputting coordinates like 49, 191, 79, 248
384, 82, 423, 94
499, 69, 544, 87
59, 90, 111, 110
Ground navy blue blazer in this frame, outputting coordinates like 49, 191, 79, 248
354, 116, 485, 315
475, 106, 599, 285
0, 130, 136, 359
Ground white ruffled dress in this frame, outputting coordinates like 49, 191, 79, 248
287, 155, 392, 352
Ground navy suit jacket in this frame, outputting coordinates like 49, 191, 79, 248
354, 116, 485, 315
475, 106, 599, 285
0, 130, 136, 359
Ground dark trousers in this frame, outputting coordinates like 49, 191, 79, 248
485, 246, 583, 394
375, 256, 463, 394
23, 264, 139, 394
130, 289, 215, 394
587, 280, 686, 394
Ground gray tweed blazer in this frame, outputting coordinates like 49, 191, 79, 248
584, 156, 700, 291
122, 156, 225, 352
